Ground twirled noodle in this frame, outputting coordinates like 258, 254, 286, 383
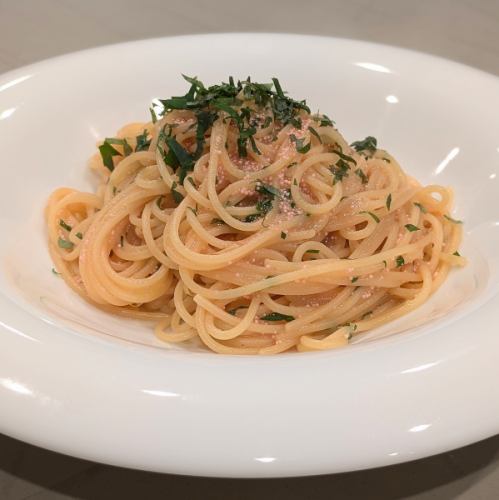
46, 77, 465, 354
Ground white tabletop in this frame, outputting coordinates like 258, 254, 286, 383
1, 1, 498, 498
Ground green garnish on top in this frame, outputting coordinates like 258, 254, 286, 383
444, 214, 463, 224
58, 237, 74, 250
255, 182, 281, 198
170, 181, 184, 205
355, 168, 368, 184
313, 114, 335, 127
156, 75, 310, 179
329, 147, 356, 184
414, 202, 427, 213
227, 305, 249, 315
135, 130, 151, 152
308, 126, 322, 143
351, 136, 377, 153
59, 219, 72, 232
289, 134, 311, 154
330, 161, 350, 184
260, 312, 295, 322
360, 211, 380, 223
386, 193, 392, 211
98, 141, 121, 171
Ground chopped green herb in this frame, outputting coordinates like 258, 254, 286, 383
243, 213, 261, 222
256, 197, 273, 215
51, 268, 60, 276
255, 182, 281, 198
360, 211, 380, 223
453, 250, 461, 257
228, 305, 249, 315
75, 232, 83, 239
271, 77, 285, 98
414, 202, 427, 213
315, 114, 334, 127
405, 224, 420, 232
170, 181, 184, 205
135, 130, 151, 152
280, 231, 287, 239
58, 238, 74, 250
262, 116, 273, 128
308, 126, 322, 143
330, 160, 350, 184
332, 148, 357, 165
351, 136, 377, 153
98, 142, 120, 171
187, 206, 198, 216
290, 116, 302, 129
214, 99, 240, 120
351, 276, 359, 283
355, 168, 368, 184
260, 312, 295, 322
271, 78, 310, 123
165, 137, 194, 183
395, 255, 405, 267
211, 218, 225, 225
237, 125, 258, 157
149, 107, 158, 124
249, 135, 261, 155
158, 76, 309, 168
444, 214, 463, 224
306, 249, 320, 254
289, 134, 311, 154
104, 137, 132, 156
386, 193, 392, 211
112, 186, 117, 195
59, 219, 72, 232
187, 176, 196, 187
383, 260, 387, 268
193, 109, 217, 158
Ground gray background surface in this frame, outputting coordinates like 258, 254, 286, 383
1, 0, 498, 498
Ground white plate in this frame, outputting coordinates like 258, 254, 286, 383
0, 34, 498, 477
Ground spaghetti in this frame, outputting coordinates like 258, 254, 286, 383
46, 76, 465, 354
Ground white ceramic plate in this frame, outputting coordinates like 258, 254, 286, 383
0, 34, 498, 478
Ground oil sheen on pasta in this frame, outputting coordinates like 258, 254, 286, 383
46, 76, 465, 354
